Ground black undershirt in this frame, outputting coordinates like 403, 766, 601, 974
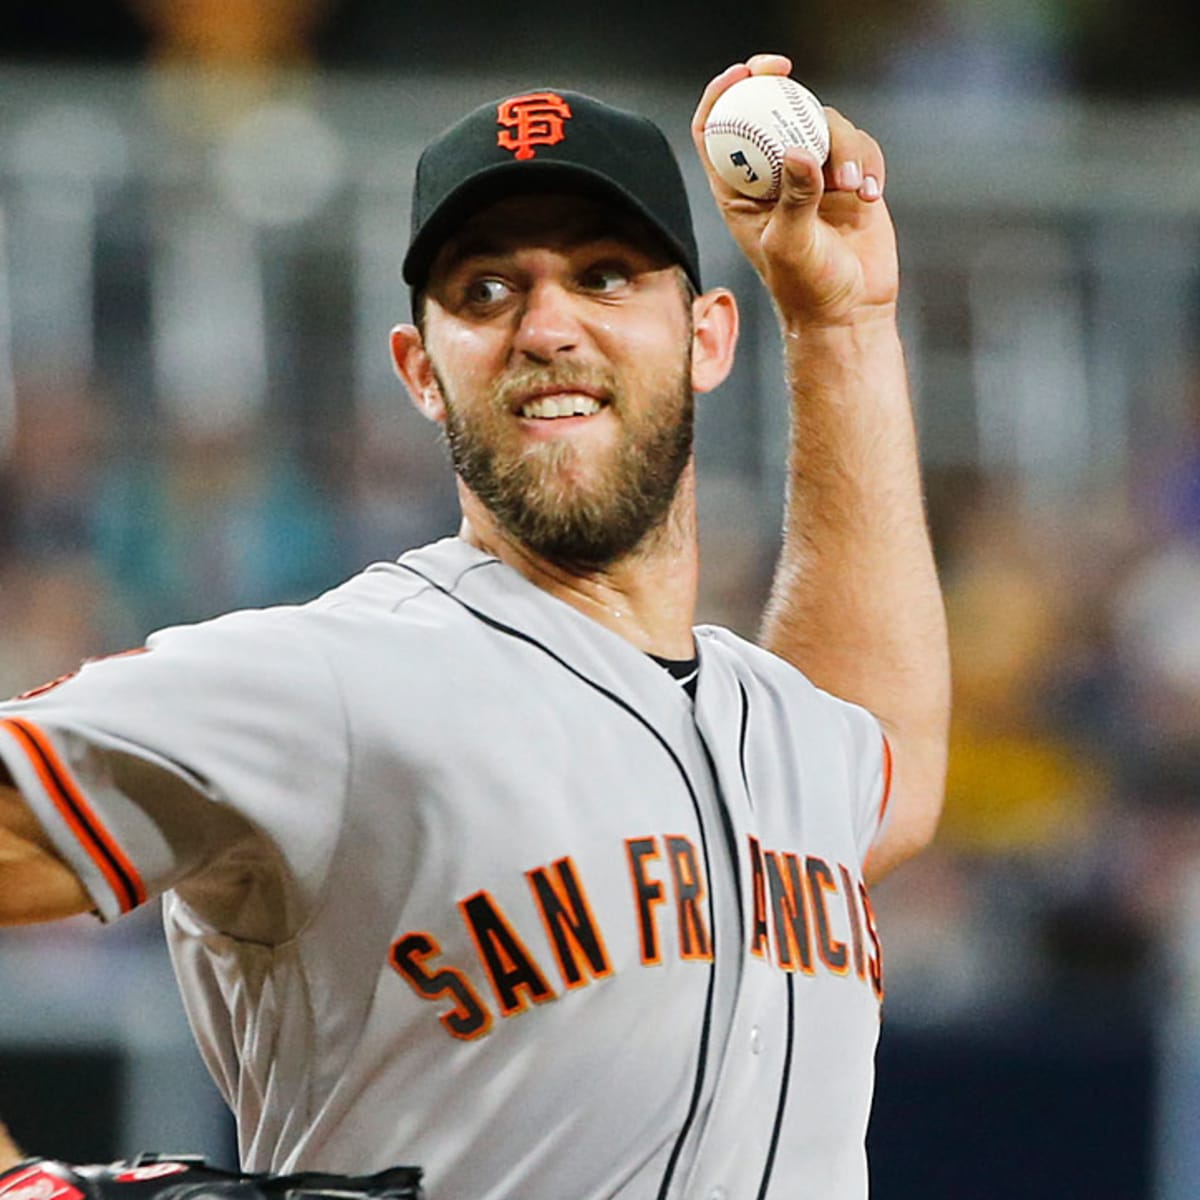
649, 653, 700, 700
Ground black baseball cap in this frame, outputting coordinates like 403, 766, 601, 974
402, 88, 701, 296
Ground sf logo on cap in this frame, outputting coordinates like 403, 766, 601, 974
497, 92, 572, 161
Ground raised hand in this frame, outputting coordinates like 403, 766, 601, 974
692, 53, 899, 327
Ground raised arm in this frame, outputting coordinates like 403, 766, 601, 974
0, 766, 91, 923
692, 56, 950, 881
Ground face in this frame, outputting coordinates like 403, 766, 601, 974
415, 194, 698, 570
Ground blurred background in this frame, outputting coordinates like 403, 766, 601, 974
1, 1, 1198, 1196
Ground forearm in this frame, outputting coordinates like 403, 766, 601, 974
762, 314, 950, 871
0, 781, 92, 923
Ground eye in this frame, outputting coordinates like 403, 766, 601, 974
578, 262, 632, 294
462, 277, 512, 307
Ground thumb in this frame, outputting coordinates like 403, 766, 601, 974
775, 147, 825, 216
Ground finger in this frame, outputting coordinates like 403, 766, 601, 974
858, 130, 886, 200
744, 52, 793, 76
691, 62, 750, 145
822, 108, 887, 202
690, 53, 794, 165
777, 148, 826, 217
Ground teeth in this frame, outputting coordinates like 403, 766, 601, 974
520, 394, 602, 419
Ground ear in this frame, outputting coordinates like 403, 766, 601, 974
390, 324, 446, 424
689, 288, 739, 395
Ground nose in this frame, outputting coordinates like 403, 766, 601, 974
511, 280, 582, 363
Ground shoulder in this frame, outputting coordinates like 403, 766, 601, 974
695, 623, 821, 698
149, 542, 482, 653
696, 623, 882, 734
125, 544, 508, 713
303, 538, 503, 619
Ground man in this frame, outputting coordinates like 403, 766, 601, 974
0, 54, 949, 1199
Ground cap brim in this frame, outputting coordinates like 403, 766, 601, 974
402, 159, 700, 293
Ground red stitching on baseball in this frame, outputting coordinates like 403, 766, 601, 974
705, 119, 783, 189
780, 82, 829, 159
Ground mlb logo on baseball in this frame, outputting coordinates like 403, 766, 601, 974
703, 75, 830, 199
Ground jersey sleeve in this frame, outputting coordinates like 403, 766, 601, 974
832, 695, 893, 863
776, 674, 892, 864
0, 610, 349, 939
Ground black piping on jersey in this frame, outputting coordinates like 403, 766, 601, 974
691, 733, 744, 947
732, 683, 795, 1200
396, 562, 720, 1200
756, 975, 796, 1200
736, 679, 753, 811
2, 716, 143, 912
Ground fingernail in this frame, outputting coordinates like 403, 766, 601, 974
838, 161, 862, 191
860, 174, 881, 199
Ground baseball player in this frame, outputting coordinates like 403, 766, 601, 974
0, 54, 949, 1199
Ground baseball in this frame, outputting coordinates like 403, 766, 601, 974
703, 75, 830, 200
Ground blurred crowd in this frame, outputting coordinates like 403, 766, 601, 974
879, 384, 1200, 1030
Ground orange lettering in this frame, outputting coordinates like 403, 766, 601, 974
747, 835, 770, 959
389, 931, 492, 1040
840, 864, 867, 980
459, 890, 556, 1017
806, 856, 849, 975
626, 837, 667, 965
497, 91, 572, 160
859, 882, 885, 1000
765, 850, 814, 974
527, 857, 613, 989
665, 835, 712, 961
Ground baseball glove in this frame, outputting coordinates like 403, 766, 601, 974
0, 1154, 422, 1200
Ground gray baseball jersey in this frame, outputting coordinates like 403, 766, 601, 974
0, 536, 891, 1200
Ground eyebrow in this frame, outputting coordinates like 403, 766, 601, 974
441, 235, 508, 266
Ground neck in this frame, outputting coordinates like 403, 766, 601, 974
457, 469, 700, 659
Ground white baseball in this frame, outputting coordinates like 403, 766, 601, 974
703, 75, 830, 200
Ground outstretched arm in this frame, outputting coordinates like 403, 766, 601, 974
692, 55, 950, 881
0, 767, 91, 923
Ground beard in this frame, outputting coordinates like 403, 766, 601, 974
436, 355, 695, 571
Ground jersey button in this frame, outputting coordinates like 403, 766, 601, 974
750, 1025, 763, 1055
708, 1188, 728, 1200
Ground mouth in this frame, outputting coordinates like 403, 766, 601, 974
516, 390, 608, 420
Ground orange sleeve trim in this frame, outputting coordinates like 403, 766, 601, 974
0, 717, 147, 912
878, 733, 894, 826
